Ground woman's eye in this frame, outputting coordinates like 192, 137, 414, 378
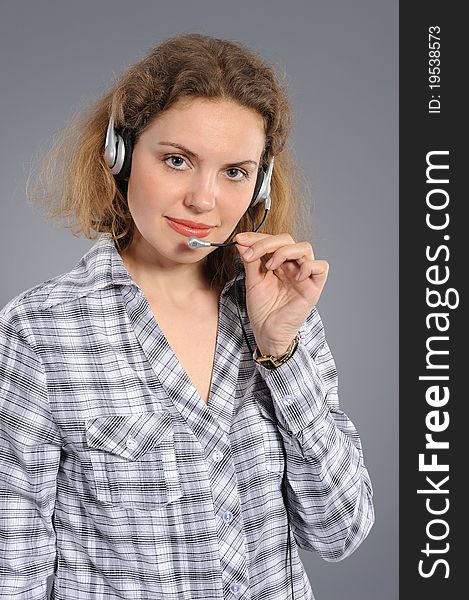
164, 157, 247, 180
165, 156, 188, 169
225, 167, 247, 180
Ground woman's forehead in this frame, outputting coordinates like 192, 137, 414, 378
140, 97, 266, 158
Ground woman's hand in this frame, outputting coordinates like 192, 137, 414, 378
235, 232, 329, 357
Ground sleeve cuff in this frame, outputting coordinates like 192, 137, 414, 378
253, 333, 330, 436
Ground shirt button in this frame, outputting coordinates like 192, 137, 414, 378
284, 395, 297, 406
222, 510, 234, 524
212, 450, 223, 462
230, 582, 240, 594
126, 437, 138, 450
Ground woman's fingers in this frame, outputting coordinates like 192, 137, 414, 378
260, 241, 315, 270
234, 232, 327, 283
295, 259, 330, 281
235, 233, 314, 265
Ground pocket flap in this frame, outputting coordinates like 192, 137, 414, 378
85, 411, 174, 461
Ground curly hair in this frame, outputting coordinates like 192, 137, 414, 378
27, 33, 312, 292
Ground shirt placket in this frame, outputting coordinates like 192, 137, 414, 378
118, 282, 253, 598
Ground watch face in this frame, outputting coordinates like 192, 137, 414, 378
258, 355, 280, 369
254, 335, 299, 369
254, 355, 275, 369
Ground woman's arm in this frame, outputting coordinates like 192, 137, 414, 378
254, 306, 375, 561
0, 312, 61, 598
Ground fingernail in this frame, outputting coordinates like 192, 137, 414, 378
244, 248, 254, 259
237, 233, 249, 241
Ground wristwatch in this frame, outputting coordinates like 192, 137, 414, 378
253, 334, 300, 370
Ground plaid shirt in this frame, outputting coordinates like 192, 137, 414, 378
0, 234, 374, 599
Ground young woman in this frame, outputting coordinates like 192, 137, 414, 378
0, 33, 374, 599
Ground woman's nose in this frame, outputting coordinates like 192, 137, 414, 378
184, 172, 218, 211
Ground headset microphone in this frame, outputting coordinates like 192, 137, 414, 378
187, 158, 274, 250
187, 237, 212, 249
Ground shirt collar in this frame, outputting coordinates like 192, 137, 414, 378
41, 233, 244, 309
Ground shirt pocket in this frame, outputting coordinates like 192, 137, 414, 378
85, 411, 183, 510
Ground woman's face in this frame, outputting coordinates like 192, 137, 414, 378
125, 97, 266, 269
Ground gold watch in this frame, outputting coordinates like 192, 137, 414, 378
253, 334, 300, 370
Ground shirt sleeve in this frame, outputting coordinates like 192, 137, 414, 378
253, 306, 375, 562
0, 312, 62, 598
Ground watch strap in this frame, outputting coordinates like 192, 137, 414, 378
253, 334, 300, 370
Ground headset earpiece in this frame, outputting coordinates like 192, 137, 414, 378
116, 132, 133, 181
250, 169, 265, 208
104, 116, 132, 181
249, 158, 274, 209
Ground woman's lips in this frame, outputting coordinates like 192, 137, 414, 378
165, 217, 212, 238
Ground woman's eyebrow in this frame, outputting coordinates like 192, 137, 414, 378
157, 141, 258, 168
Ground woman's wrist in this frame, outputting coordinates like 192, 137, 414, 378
255, 334, 299, 358
256, 343, 292, 357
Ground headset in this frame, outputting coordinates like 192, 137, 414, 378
104, 115, 294, 599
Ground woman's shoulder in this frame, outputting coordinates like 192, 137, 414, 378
1, 235, 123, 323
0, 272, 74, 354
0, 273, 68, 320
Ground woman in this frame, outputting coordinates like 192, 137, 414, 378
0, 33, 374, 599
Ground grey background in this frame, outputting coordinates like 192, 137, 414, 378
0, 1, 398, 599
